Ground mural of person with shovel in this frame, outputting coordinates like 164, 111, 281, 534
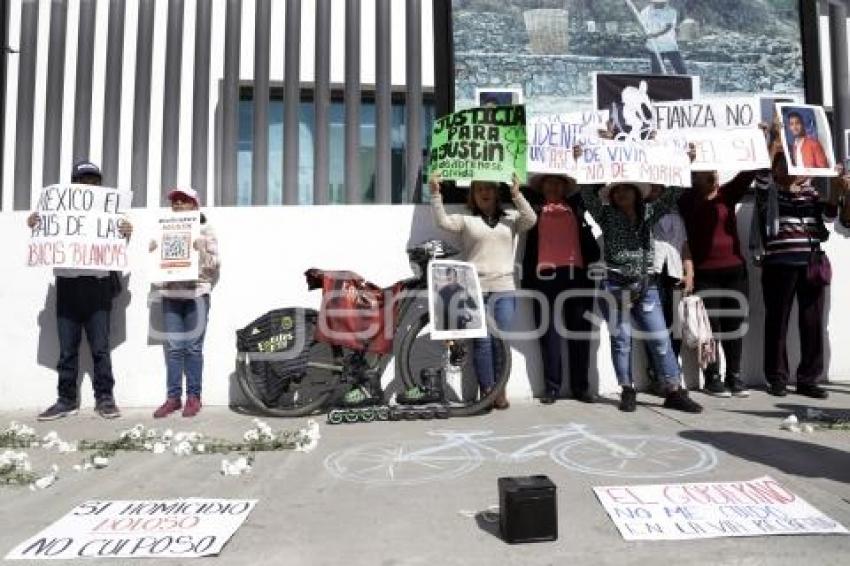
633, 0, 688, 75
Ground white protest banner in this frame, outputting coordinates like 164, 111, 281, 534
152, 212, 201, 282
527, 110, 608, 175
594, 476, 848, 541
27, 184, 133, 271
5, 499, 257, 560
652, 97, 760, 131
657, 129, 771, 172
570, 139, 692, 187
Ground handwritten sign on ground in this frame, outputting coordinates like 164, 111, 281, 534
5, 499, 257, 560
527, 111, 608, 175
571, 140, 691, 187
152, 212, 201, 283
594, 476, 847, 541
27, 185, 133, 270
430, 105, 527, 184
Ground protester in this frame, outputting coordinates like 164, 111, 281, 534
755, 154, 838, 399
581, 172, 703, 414
641, 0, 688, 74
678, 170, 760, 398
430, 172, 536, 410
149, 188, 220, 418
27, 161, 132, 420
521, 173, 599, 405
641, 185, 693, 395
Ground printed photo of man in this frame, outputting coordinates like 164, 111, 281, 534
786, 110, 829, 169
434, 267, 479, 332
640, 0, 688, 75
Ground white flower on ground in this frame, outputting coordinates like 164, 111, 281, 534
296, 437, 318, 453
161, 429, 174, 441
152, 442, 167, 455
220, 457, 252, 476
146, 429, 158, 439
174, 432, 189, 443
56, 441, 77, 453
129, 429, 142, 441
29, 465, 60, 490
195, 444, 206, 454
243, 430, 260, 443
92, 457, 109, 469
304, 419, 321, 441
173, 441, 193, 456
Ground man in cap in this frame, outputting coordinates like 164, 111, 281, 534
26, 161, 133, 420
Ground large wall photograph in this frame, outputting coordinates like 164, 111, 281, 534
452, 0, 804, 113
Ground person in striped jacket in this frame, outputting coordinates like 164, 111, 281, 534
755, 153, 839, 399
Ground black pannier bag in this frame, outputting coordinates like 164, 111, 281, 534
236, 308, 317, 405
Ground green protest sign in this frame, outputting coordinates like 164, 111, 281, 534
429, 105, 527, 184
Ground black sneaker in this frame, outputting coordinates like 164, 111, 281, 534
540, 392, 556, 405
796, 383, 829, 399
37, 400, 78, 421
767, 382, 788, 397
664, 389, 704, 413
619, 387, 637, 412
577, 391, 597, 404
95, 398, 122, 419
703, 376, 731, 398
725, 374, 750, 398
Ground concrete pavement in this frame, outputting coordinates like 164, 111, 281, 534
1, 386, 849, 565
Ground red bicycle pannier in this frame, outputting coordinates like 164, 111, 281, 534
305, 269, 400, 354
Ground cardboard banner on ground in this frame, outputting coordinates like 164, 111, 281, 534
428, 260, 486, 341
26, 185, 133, 270
151, 212, 201, 282
777, 103, 837, 177
527, 111, 608, 175
564, 139, 691, 187
5, 499, 257, 560
429, 105, 527, 185
594, 476, 848, 541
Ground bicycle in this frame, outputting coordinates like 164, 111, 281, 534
324, 424, 718, 485
234, 240, 512, 423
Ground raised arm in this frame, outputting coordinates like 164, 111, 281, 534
429, 173, 465, 234
722, 170, 761, 204
648, 186, 685, 224
510, 173, 537, 233
580, 184, 606, 224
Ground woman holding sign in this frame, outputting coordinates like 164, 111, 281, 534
430, 173, 537, 410
521, 173, 600, 405
755, 152, 839, 400
581, 175, 703, 414
149, 188, 220, 418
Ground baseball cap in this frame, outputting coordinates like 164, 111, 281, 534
71, 160, 102, 183
167, 187, 200, 206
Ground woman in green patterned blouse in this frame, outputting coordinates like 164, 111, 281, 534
582, 182, 703, 414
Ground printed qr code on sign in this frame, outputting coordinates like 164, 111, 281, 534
161, 233, 191, 261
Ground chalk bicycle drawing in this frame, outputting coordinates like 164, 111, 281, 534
235, 240, 511, 423
324, 424, 717, 485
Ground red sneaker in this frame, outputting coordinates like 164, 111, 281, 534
153, 398, 182, 419
182, 396, 202, 418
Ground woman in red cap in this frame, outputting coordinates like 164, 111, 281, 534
149, 188, 220, 418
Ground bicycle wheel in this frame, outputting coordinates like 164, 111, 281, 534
324, 440, 482, 485
397, 311, 511, 417
236, 335, 343, 418
551, 435, 717, 479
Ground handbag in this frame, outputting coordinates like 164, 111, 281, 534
797, 209, 832, 287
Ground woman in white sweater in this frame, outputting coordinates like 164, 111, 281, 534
429, 173, 537, 409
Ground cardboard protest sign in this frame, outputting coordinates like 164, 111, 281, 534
594, 476, 848, 541
656, 129, 770, 173
428, 260, 486, 341
527, 111, 608, 175
594, 73, 699, 141
27, 185, 133, 271
564, 139, 691, 187
653, 97, 760, 131
5, 499, 257, 560
777, 104, 836, 177
429, 105, 527, 185
151, 211, 201, 283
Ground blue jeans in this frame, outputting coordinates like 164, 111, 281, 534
599, 280, 681, 390
162, 295, 210, 398
473, 292, 515, 391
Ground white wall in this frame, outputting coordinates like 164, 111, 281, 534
3, 200, 850, 411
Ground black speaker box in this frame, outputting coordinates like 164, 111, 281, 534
498, 475, 558, 544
